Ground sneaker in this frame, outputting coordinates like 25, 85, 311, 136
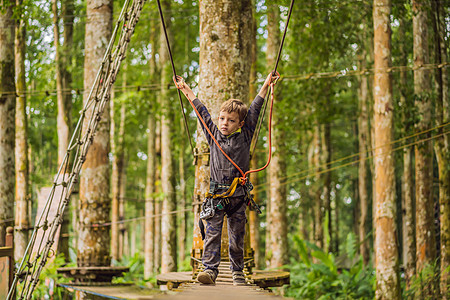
232, 270, 246, 286
197, 269, 217, 284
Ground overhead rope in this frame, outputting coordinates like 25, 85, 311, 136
250, 0, 295, 160
2, 62, 448, 97
257, 120, 450, 187
253, 129, 450, 193
156, 0, 195, 157
7, 1, 145, 299
162, 0, 294, 184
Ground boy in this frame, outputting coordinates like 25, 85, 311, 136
175, 73, 276, 285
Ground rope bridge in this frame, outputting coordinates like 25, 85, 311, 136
7, 0, 146, 299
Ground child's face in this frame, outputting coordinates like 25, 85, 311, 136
218, 110, 244, 135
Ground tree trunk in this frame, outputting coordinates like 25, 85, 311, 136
154, 122, 162, 272
0, 0, 15, 247
358, 52, 370, 265
313, 124, 323, 249
14, 0, 29, 260
412, 3, 437, 297
178, 117, 187, 265
398, 12, 415, 289
52, 0, 71, 166
194, 0, 252, 265
111, 68, 127, 262
248, 0, 260, 269
160, 0, 177, 273
78, 0, 113, 270
144, 16, 158, 277
432, 0, 449, 297
52, 0, 72, 263
144, 113, 156, 277
322, 122, 332, 253
373, 0, 401, 298
266, 2, 287, 268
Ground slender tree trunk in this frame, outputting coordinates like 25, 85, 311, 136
0, 0, 16, 246
111, 69, 127, 262
53, 0, 73, 264
413, 2, 437, 297
160, 0, 177, 272
265, 167, 271, 267
144, 16, 158, 277
358, 52, 370, 265
373, 0, 401, 298
144, 114, 156, 277
322, 122, 332, 252
334, 185, 340, 255
266, 2, 287, 268
248, 0, 260, 269
154, 122, 162, 272
52, 0, 70, 166
78, 0, 113, 271
14, 0, 29, 260
178, 117, 187, 265
195, 0, 252, 265
432, 0, 449, 297
119, 156, 127, 258
313, 124, 323, 249
398, 12, 415, 289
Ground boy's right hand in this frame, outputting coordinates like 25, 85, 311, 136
173, 75, 185, 89
173, 75, 196, 100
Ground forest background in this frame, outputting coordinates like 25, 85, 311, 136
0, 0, 449, 299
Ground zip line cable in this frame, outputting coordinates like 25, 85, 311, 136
1, 62, 448, 97
156, 0, 195, 157
253, 129, 450, 193
253, 121, 450, 188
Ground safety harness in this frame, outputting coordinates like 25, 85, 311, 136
199, 178, 262, 240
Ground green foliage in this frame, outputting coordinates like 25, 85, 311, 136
285, 234, 375, 299
112, 253, 156, 287
403, 260, 442, 299
29, 254, 71, 300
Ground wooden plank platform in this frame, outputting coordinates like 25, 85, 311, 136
154, 282, 284, 300
58, 283, 161, 299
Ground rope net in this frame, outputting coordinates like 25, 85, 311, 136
7, 1, 146, 299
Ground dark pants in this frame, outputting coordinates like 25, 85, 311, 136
202, 196, 247, 274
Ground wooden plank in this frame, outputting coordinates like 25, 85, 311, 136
59, 283, 160, 300
154, 283, 284, 300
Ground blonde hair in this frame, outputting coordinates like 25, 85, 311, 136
220, 99, 248, 122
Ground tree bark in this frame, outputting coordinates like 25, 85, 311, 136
160, 0, 177, 273
14, 0, 29, 260
111, 68, 127, 262
358, 52, 370, 265
78, 0, 113, 269
412, 3, 437, 297
312, 124, 323, 249
431, 0, 449, 297
248, 0, 260, 269
52, 0, 71, 166
0, 0, 15, 246
178, 118, 187, 265
322, 122, 332, 252
154, 122, 162, 272
194, 0, 252, 265
266, 2, 288, 268
144, 16, 158, 277
373, 0, 401, 299
398, 11, 415, 289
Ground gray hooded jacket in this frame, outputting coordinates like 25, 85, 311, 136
192, 95, 265, 197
